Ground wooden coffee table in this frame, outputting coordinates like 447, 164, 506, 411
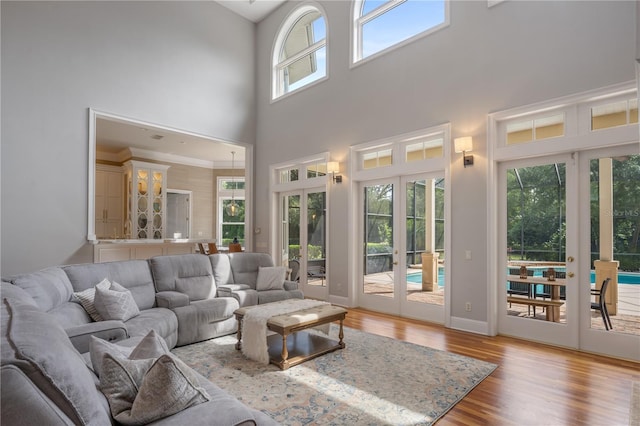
234, 303, 347, 370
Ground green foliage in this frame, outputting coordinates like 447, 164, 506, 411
507, 156, 640, 271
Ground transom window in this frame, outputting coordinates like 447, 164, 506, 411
362, 148, 393, 169
273, 5, 327, 99
405, 136, 444, 162
353, 0, 448, 64
276, 158, 331, 184
506, 113, 565, 145
591, 98, 638, 131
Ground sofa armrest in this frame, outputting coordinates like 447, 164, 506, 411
65, 320, 128, 353
156, 291, 190, 309
217, 285, 257, 307
283, 280, 299, 291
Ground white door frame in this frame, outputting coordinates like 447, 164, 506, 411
357, 173, 447, 323
578, 144, 640, 361
497, 153, 579, 349
279, 187, 328, 301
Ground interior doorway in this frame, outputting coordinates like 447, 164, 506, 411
166, 189, 191, 239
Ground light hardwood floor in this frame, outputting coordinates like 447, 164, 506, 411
343, 308, 639, 425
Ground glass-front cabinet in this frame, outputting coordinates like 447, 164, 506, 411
124, 161, 170, 239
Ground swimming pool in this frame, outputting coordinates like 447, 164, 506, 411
406, 268, 640, 285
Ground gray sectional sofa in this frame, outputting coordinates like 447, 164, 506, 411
1, 252, 303, 425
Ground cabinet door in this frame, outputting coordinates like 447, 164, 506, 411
105, 171, 123, 234
95, 169, 123, 239
95, 171, 107, 238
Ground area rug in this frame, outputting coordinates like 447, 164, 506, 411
173, 325, 497, 425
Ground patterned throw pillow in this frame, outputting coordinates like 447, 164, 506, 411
94, 281, 140, 322
90, 330, 169, 378
99, 351, 210, 424
73, 278, 111, 321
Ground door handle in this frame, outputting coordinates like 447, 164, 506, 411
567, 256, 575, 262
567, 272, 575, 278
393, 261, 398, 265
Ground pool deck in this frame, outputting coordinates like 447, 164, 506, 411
364, 272, 640, 334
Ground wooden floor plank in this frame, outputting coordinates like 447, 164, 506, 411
342, 308, 639, 425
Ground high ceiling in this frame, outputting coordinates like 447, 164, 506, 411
96, 116, 244, 169
215, 0, 286, 23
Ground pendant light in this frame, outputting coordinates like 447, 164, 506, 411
226, 151, 238, 217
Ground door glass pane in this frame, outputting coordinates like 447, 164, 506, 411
405, 178, 445, 306
306, 192, 326, 286
589, 155, 640, 334
506, 163, 567, 323
286, 195, 301, 264
363, 183, 394, 298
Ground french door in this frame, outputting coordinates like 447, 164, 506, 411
280, 188, 327, 300
498, 153, 579, 348
358, 173, 446, 323
499, 147, 640, 360
578, 144, 639, 361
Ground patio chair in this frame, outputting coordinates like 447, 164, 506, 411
289, 259, 300, 282
308, 265, 326, 286
591, 278, 612, 331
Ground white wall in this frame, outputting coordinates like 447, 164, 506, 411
1, 1, 255, 275
254, 1, 636, 321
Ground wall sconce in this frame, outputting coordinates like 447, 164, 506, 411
454, 137, 474, 167
327, 161, 342, 183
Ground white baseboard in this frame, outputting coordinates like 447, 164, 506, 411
449, 316, 490, 335
327, 295, 351, 308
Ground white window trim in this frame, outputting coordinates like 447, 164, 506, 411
351, 0, 450, 67
217, 176, 246, 246
272, 2, 329, 101
351, 124, 450, 181
271, 152, 332, 192
489, 81, 637, 163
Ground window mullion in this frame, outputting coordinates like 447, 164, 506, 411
359, 0, 405, 26
278, 39, 326, 69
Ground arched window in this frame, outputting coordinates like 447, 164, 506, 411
352, 0, 448, 64
273, 5, 327, 99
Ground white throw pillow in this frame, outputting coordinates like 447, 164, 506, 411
256, 266, 286, 291
94, 281, 140, 322
73, 278, 111, 321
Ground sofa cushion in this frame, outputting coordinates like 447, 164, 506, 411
94, 281, 140, 322
74, 278, 111, 321
10, 267, 75, 313
0, 282, 37, 307
2, 298, 111, 426
173, 298, 239, 346
209, 254, 234, 286
100, 352, 210, 425
227, 253, 275, 290
256, 266, 286, 291
149, 254, 216, 301
63, 261, 157, 310
124, 307, 179, 349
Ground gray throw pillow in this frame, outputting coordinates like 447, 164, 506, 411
256, 266, 286, 291
100, 352, 210, 425
73, 278, 111, 321
90, 330, 168, 378
94, 281, 140, 322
